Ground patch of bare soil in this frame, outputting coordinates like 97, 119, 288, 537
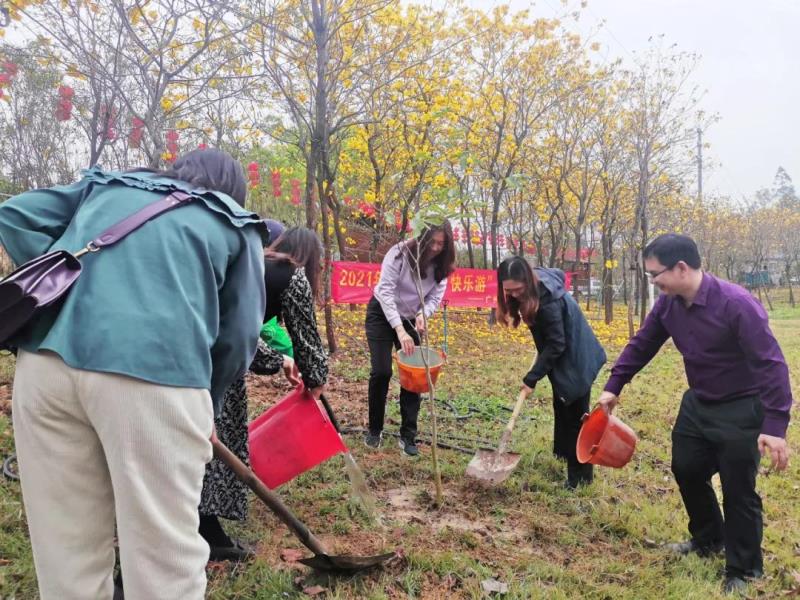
245, 370, 370, 429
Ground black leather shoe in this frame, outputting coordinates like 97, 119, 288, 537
663, 539, 724, 557
208, 539, 255, 562
723, 576, 748, 595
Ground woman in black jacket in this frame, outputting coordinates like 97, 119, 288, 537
496, 256, 606, 489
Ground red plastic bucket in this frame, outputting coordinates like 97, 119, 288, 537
394, 346, 445, 393
576, 407, 638, 468
248, 385, 347, 489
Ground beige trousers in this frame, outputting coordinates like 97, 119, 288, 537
12, 350, 214, 600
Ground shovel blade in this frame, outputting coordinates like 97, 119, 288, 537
298, 551, 397, 574
465, 449, 521, 484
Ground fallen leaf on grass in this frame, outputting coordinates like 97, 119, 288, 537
303, 585, 326, 596
481, 577, 508, 595
280, 548, 305, 562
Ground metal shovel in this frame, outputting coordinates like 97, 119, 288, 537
212, 438, 396, 573
465, 390, 527, 484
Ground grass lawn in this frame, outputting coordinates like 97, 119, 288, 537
0, 301, 798, 599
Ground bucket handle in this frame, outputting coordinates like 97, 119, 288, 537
394, 347, 447, 366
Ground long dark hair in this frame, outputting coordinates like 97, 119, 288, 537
403, 221, 456, 283
160, 148, 247, 206
265, 227, 323, 301
496, 256, 540, 328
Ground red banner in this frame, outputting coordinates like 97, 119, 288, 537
331, 261, 497, 307
331, 261, 574, 308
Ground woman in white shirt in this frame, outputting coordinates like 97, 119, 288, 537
364, 222, 456, 456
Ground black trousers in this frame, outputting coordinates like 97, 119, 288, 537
552, 389, 593, 485
365, 297, 421, 442
671, 389, 764, 578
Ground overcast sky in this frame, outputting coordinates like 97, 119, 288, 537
5, 1, 797, 200
435, 0, 799, 201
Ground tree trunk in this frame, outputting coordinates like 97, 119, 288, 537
622, 253, 628, 307
627, 248, 637, 339
304, 159, 316, 229
318, 175, 337, 354
463, 219, 475, 268
602, 232, 614, 324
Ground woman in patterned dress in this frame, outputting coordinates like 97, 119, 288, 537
198, 226, 328, 561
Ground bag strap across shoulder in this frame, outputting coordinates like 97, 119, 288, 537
74, 190, 192, 258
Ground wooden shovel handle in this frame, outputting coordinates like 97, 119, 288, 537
212, 438, 329, 557
496, 390, 527, 454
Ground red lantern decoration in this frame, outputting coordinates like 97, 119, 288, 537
271, 169, 282, 197
2, 62, 18, 77
99, 104, 118, 141
129, 117, 145, 148
0, 62, 17, 98
290, 179, 301, 205
55, 85, 74, 121
247, 162, 260, 188
164, 129, 179, 162
358, 201, 376, 218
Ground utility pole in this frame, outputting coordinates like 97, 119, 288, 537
696, 126, 703, 203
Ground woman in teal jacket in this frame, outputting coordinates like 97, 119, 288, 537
0, 149, 266, 600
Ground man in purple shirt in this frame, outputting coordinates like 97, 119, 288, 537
598, 234, 791, 595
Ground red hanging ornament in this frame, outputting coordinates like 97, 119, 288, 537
99, 104, 118, 141
358, 201, 375, 219
129, 117, 144, 148
164, 129, 179, 162
247, 162, 260, 188
2, 62, 18, 77
271, 169, 281, 198
55, 85, 74, 121
290, 179, 301, 205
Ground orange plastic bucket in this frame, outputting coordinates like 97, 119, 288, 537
576, 407, 638, 468
248, 384, 346, 489
394, 347, 445, 393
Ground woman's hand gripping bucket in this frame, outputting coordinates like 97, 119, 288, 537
394, 346, 446, 393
